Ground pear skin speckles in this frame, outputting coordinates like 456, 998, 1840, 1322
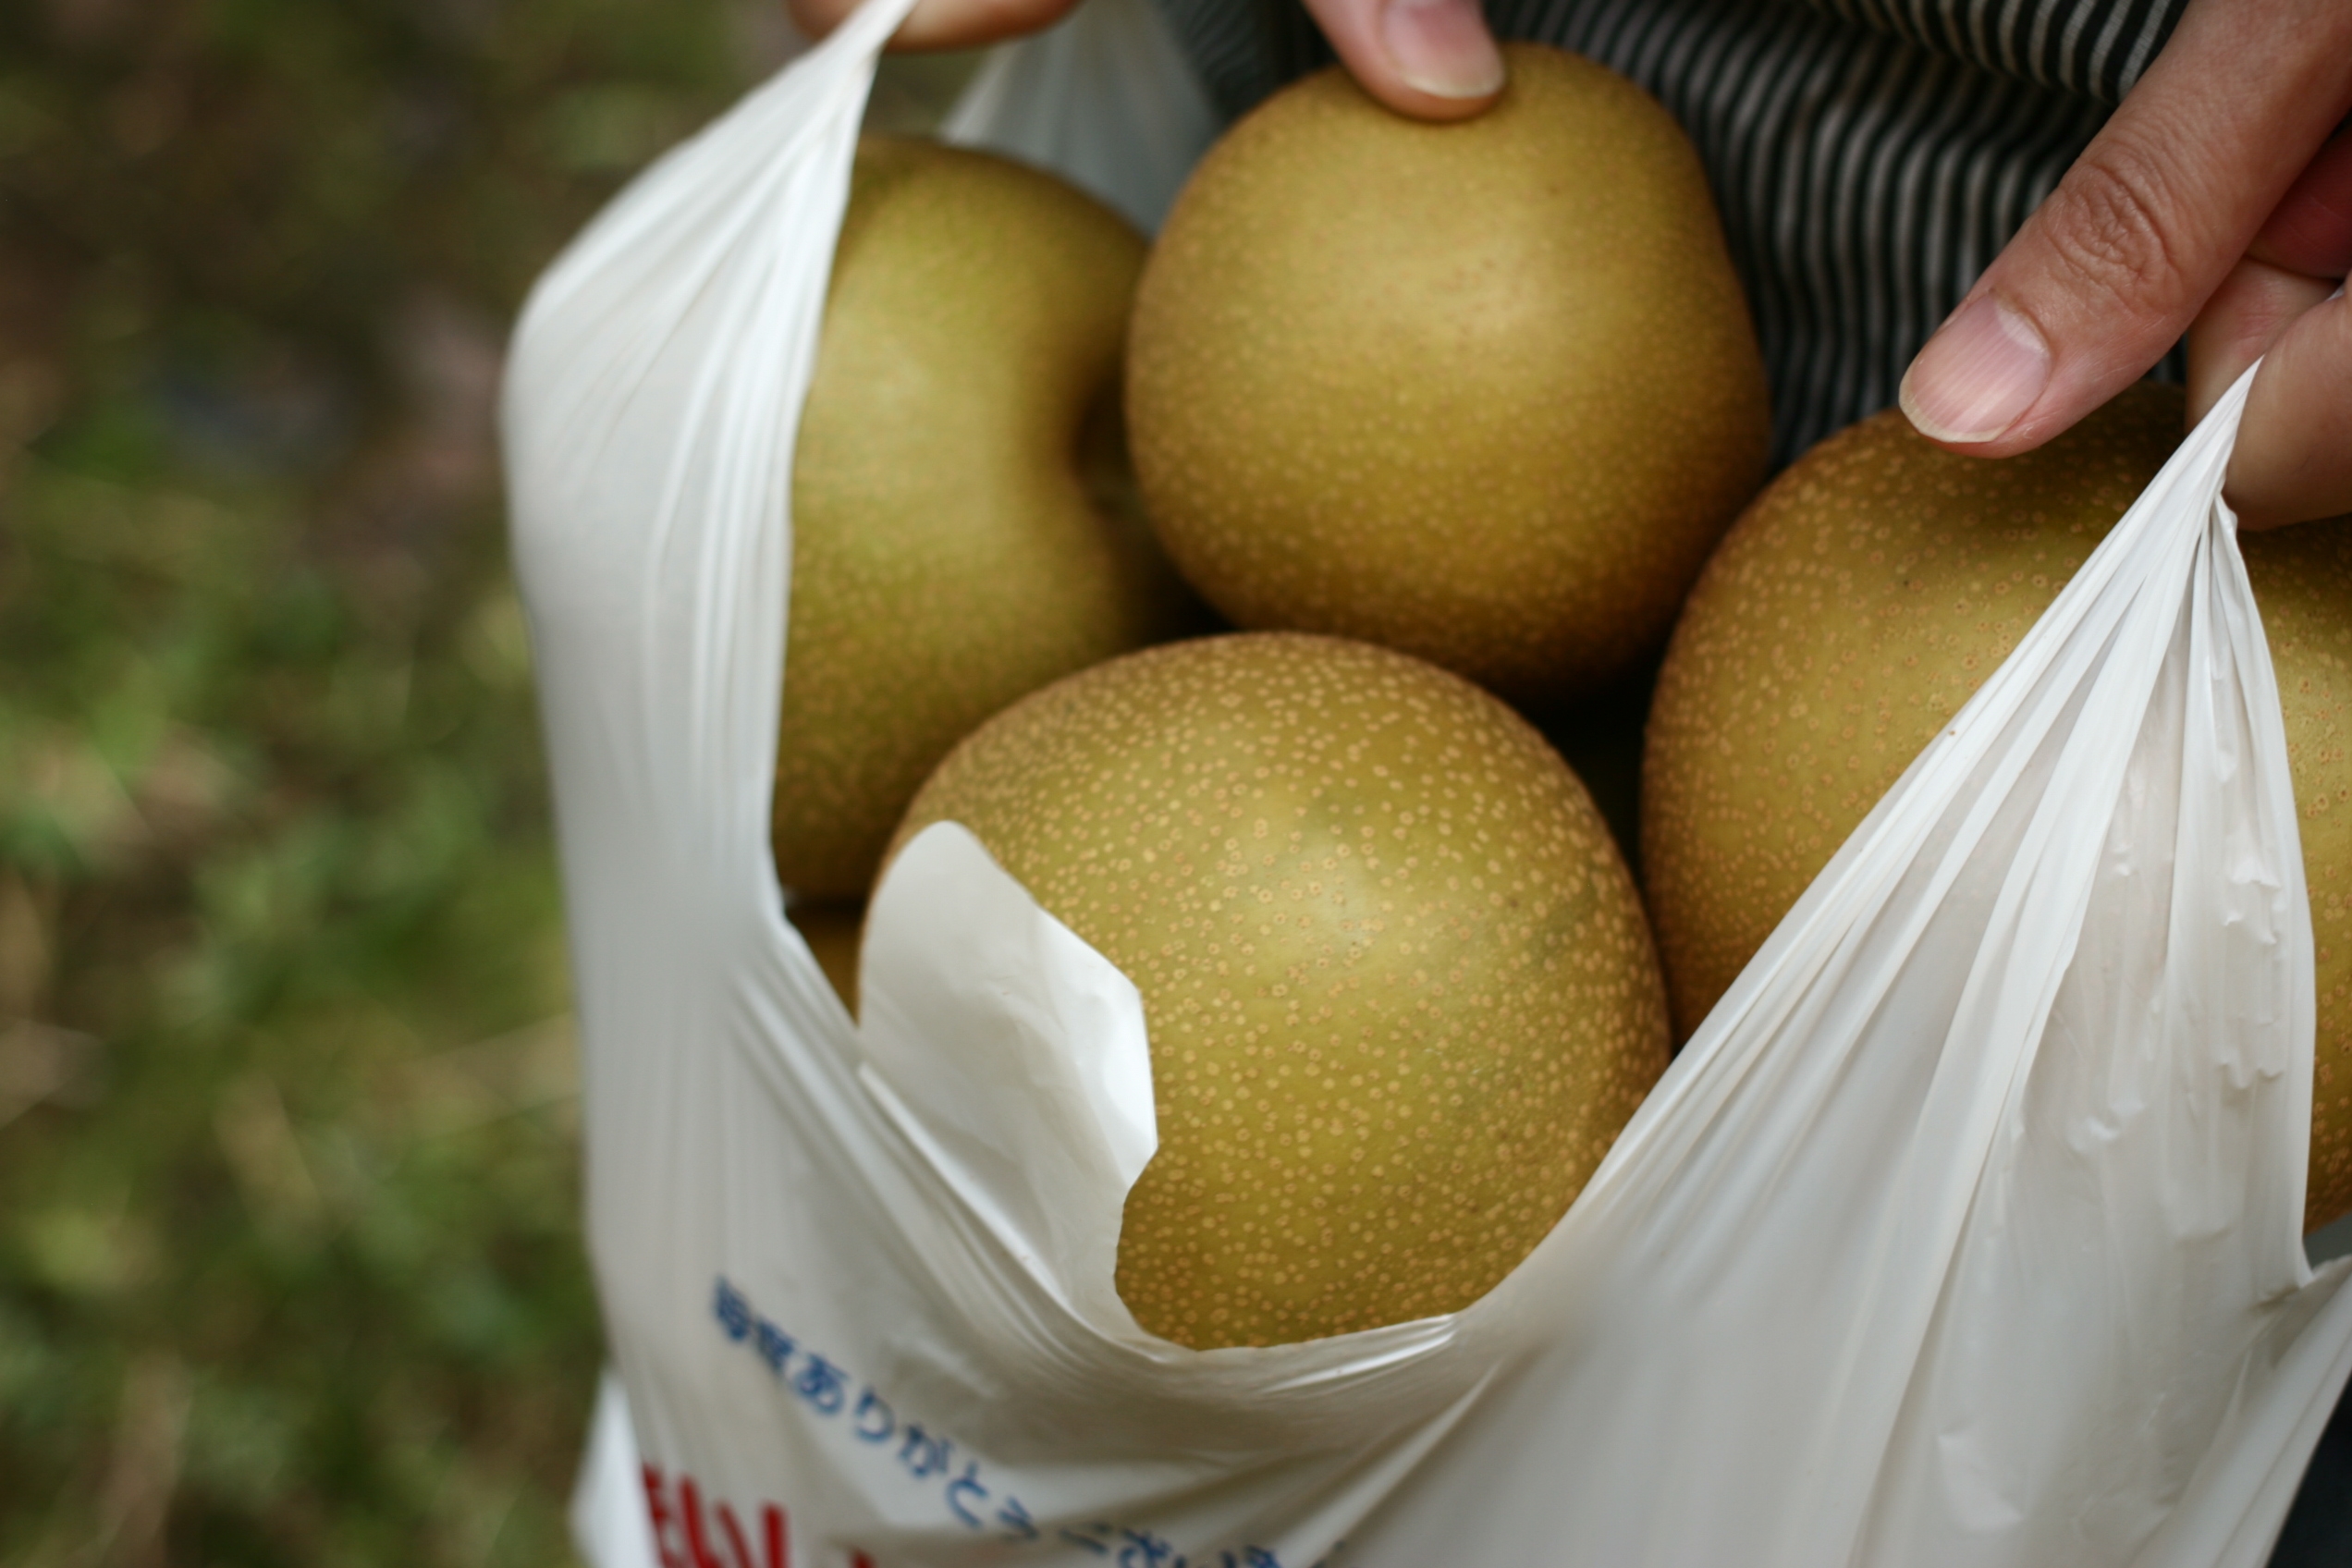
889, 633, 1669, 1348
1643, 387, 2179, 1039
1643, 383, 2352, 1231
772, 137, 1194, 901
1127, 45, 1769, 707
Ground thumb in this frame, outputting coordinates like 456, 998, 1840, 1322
1897, 0, 2352, 457
1299, 0, 1504, 122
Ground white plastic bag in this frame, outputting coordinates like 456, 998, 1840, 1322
502, 4, 2352, 1562
937, 0, 1218, 232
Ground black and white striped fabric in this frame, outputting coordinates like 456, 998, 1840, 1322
1146, 0, 2191, 463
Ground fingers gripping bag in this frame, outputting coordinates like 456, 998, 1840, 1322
502, 0, 2352, 1560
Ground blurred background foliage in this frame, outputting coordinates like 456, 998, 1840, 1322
0, 1, 966, 1561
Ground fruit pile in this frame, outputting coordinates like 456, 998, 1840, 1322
774, 43, 2352, 1351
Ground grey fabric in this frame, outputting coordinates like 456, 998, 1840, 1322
1798, 0, 2185, 103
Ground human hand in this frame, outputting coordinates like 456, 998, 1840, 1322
782, 0, 1503, 117
1897, 0, 2352, 530
1271, 0, 1504, 121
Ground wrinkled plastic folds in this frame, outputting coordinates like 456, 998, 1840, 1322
501, 0, 2352, 1562
938, 0, 1217, 233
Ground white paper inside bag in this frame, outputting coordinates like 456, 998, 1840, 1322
857, 820, 1158, 1333
504, 2, 2352, 1562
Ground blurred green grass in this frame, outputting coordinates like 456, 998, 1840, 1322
0, 4, 969, 1562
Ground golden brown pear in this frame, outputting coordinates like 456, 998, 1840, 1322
888, 633, 1670, 1348
1641, 383, 2352, 1230
773, 137, 1195, 901
2242, 522, 2352, 1225
1126, 44, 1770, 707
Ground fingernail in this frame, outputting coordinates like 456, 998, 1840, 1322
1380, 0, 1504, 100
1899, 292, 2052, 444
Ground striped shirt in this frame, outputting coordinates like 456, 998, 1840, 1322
1147, 0, 2191, 463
